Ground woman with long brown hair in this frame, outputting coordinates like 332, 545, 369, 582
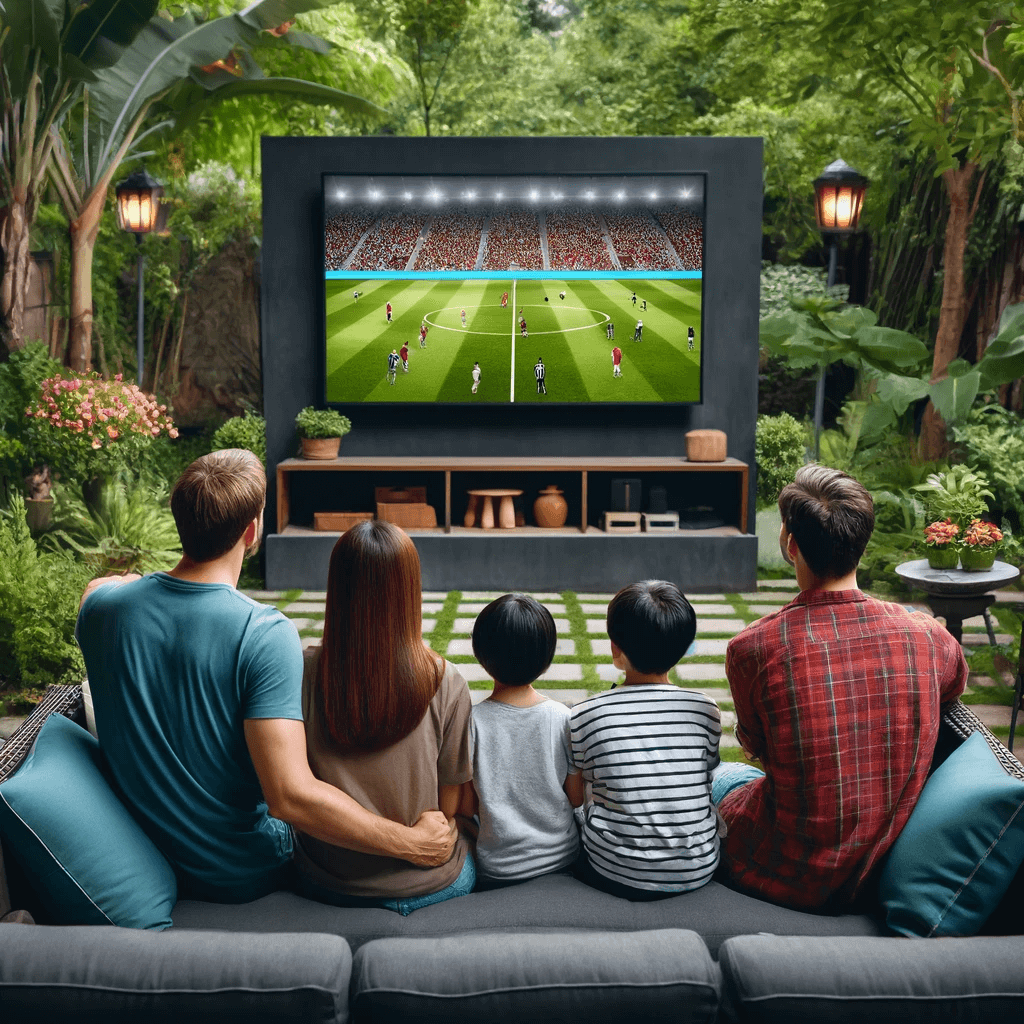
293, 520, 475, 913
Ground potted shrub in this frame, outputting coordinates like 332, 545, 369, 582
295, 407, 351, 460
959, 519, 1003, 571
923, 519, 960, 570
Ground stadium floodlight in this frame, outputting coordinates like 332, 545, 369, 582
679, 189, 689, 199
369, 188, 382, 201
495, 191, 504, 200
465, 190, 477, 201
584, 189, 595, 201
615, 190, 625, 201
529, 189, 539, 201
429, 189, 443, 202
648, 191, 658, 201
403, 191, 413, 201
336, 190, 347, 200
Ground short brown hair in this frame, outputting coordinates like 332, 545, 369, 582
315, 520, 442, 753
171, 449, 265, 562
778, 464, 875, 580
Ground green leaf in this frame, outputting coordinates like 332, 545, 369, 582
177, 75, 387, 120
997, 301, 1024, 339
874, 373, 930, 416
977, 334, 1024, 389
945, 358, 973, 378
860, 399, 899, 441
65, 0, 160, 68
3, 0, 64, 67
851, 326, 929, 368
929, 371, 981, 424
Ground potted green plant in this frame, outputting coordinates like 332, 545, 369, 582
923, 519, 960, 570
294, 407, 351, 460
959, 519, 1003, 571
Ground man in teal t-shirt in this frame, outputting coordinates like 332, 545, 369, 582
76, 449, 457, 903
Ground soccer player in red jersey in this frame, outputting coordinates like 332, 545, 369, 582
612, 346, 622, 377
400, 343, 409, 373
386, 301, 393, 324
501, 291, 508, 308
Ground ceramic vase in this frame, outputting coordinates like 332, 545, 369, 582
534, 485, 568, 528
926, 547, 959, 570
958, 547, 997, 572
301, 436, 341, 460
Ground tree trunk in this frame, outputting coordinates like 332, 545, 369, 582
66, 188, 106, 373
918, 162, 978, 461
0, 200, 32, 354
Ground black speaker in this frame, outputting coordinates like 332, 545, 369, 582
611, 478, 641, 512
648, 486, 668, 515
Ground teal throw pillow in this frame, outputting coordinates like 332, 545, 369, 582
0, 712, 176, 929
879, 730, 1024, 937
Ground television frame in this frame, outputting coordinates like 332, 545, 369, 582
319, 169, 708, 408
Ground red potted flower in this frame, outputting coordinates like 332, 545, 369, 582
923, 519, 960, 570
959, 519, 1002, 571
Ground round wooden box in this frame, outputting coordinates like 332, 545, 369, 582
685, 429, 727, 462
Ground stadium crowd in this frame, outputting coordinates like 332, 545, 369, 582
414, 210, 485, 271
350, 214, 428, 271
546, 209, 613, 271
655, 208, 703, 271
604, 212, 677, 270
324, 213, 376, 270
481, 210, 543, 270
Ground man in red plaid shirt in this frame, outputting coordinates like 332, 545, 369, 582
715, 465, 967, 911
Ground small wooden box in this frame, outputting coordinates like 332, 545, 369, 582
313, 511, 373, 532
642, 511, 680, 533
685, 429, 727, 462
602, 511, 642, 534
377, 502, 437, 529
375, 486, 427, 505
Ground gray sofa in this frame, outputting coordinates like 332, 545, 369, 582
1, 690, 1021, 1023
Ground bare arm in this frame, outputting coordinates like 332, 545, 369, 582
79, 573, 142, 610
457, 781, 479, 818
563, 771, 585, 808
244, 718, 456, 867
438, 783, 463, 820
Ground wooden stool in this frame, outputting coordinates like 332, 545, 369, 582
466, 489, 523, 529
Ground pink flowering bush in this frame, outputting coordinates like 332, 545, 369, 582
25, 372, 178, 483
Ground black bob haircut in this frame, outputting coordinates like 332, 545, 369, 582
606, 580, 696, 675
472, 594, 557, 686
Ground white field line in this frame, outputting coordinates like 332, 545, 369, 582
510, 279, 517, 403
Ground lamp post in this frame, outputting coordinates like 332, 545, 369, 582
811, 159, 869, 458
115, 170, 167, 386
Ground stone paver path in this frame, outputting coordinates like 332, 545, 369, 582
261, 579, 1022, 759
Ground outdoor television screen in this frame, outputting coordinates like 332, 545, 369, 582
322, 173, 704, 405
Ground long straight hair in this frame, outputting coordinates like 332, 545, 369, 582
317, 520, 442, 752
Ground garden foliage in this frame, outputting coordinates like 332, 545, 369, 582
211, 412, 267, 462
755, 413, 806, 509
0, 495, 90, 690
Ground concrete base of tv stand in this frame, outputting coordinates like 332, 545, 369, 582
268, 456, 757, 592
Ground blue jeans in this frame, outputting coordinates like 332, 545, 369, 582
297, 852, 476, 917
711, 763, 765, 805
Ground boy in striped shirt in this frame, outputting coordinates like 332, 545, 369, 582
570, 581, 722, 899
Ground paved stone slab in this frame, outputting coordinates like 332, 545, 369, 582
677, 687, 733, 703
758, 580, 800, 589
969, 704, 1013, 728
457, 663, 493, 682
746, 604, 789, 616
282, 601, 326, 614
673, 663, 730, 682
579, 603, 610, 614
690, 604, 740, 616
590, 638, 612, 657
687, 639, 729, 657
460, 591, 564, 601
0, 717, 27, 740
452, 616, 570, 635
244, 590, 285, 601
538, 663, 583, 682
967, 676, 999, 688
719, 734, 740, 748
737, 593, 790, 603
285, 618, 315, 632
537, 689, 590, 706
687, 594, 727, 601
447, 639, 474, 656
470, 689, 491, 704
595, 664, 623, 683
421, 619, 436, 634
301, 591, 328, 600
575, 594, 615, 602
301, 637, 321, 650
586, 619, 608, 633
696, 619, 746, 634
963, 633, 1013, 646
991, 590, 1024, 604
554, 639, 576, 656
422, 591, 448, 601
458, 602, 566, 615
421, 602, 444, 614
720, 710, 737, 730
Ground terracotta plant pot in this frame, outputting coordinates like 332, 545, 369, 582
926, 547, 959, 570
534, 485, 568, 528
301, 436, 341, 460
958, 547, 997, 572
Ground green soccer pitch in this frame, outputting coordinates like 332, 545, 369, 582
324, 277, 701, 404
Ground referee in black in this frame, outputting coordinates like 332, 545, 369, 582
534, 357, 547, 395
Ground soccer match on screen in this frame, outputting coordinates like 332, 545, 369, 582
323, 174, 704, 405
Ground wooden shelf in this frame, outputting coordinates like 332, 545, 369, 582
276, 456, 748, 536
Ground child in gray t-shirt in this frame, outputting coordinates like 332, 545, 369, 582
460, 595, 585, 886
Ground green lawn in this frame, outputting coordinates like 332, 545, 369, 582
324, 277, 701, 403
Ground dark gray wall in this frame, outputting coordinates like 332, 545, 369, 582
261, 136, 762, 538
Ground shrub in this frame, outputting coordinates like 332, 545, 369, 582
755, 413, 807, 508
952, 403, 1024, 530
211, 412, 267, 463
294, 407, 351, 440
0, 493, 91, 688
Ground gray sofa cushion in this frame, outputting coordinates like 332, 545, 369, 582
719, 934, 1024, 1023
172, 873, 885, 957
351, 929, 720, 1023
0, 924, 352, 1023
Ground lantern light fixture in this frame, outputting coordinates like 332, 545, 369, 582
114, 168, 168, 237
812, 158, 869, 234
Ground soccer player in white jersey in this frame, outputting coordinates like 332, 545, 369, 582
534, 357, 546, 394
570, 581, 722, 900
386, 349, 399, 385
471, 362, 481, 394
461, 308, 467, 327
